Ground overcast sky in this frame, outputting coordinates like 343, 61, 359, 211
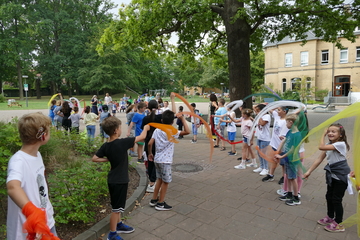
109, 0, 131, 16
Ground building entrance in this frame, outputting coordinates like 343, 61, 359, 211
334, 76, 350, 97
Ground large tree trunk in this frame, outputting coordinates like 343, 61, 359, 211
35, 75, 41, 99
17, 61, 24, 100
223, 0, 252, 108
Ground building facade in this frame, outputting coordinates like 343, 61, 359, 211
264, 31, 360, 104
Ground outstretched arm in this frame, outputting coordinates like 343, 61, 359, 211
303, 151, 326, 179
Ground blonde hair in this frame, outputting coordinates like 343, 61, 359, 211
18, 112, 51, 145
241, 108, 253, 117
286, 114, 297, 123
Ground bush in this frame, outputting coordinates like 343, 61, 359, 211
0, 94, 5, 103
315, 89, 329, 101
281, 89, 300, 101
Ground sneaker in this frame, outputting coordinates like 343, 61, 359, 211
246, 163, 258, 168
146, 183, 155, 193
279, 193, 293, 201
259, 169, 269, 176
116, 222, 135, 233
298, 193, 301, 198
317, 216, 335, 226
149, 198, 159, 207
214, 145, 220, 148
245, 159, 251, 163
237, 157, 242, 161
155, 202, 172, 211
228, 151, 233, 154
190, 139, 197, 143
137, 158, 144, 163
229, 151, 237, 156
278, 176, 284, 185
285, 197, 301, 206
253, 167, 263, 173
234, 164, 246, 169
262, 174, 274, 182
107, 233, 123, 240
129, 150, 138, 157
277, 188, 287, 196
220, 147, 226, 151
324, 222, 345, 232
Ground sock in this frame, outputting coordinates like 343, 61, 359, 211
269, 174, 274, 177
252, 159, 256, 164
241, 160, 245, 165
109, 231, 117, 236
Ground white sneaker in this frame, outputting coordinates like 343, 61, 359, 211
277, 188, 287, 196
259, 169, 269, 176
246, 163, 258, 168
253, 167, 263, 173
146, 183, 155, 193
234, 164, 246, 169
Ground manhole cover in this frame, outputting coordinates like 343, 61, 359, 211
172, 163, 203, 173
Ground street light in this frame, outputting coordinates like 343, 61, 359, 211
22, 75, 28, 107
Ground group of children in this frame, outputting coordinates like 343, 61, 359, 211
6, 96, 352, 240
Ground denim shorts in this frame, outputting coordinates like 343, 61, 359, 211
243, 137, 248, 144
228, 131, 236, 141
155, 162, 172, 183
285, 160, 297, 179
192, 123, 198, 135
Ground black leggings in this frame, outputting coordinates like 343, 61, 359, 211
147, 160, 157, 183
326, 178, 347, 223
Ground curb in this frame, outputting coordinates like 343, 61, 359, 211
72, 165, 148, 240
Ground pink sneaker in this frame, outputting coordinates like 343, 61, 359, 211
317, 216, 335, 226
324, 222, 345, 232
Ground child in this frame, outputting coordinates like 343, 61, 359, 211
92, 117, 150, 240
274, 114, 302, 205
98, 100, 103, 113
233, 108, 256, 169
120, 98, 126, 112
148, 110, 190, 210
190, 103, 200, 143
7, 112, 59, 240
127, 102, 147, 163
69, 106, 83, 134
99, 105, 111, 142
253, 104, 271, 176
112, 102, 117, 117
303, 123, 351, 232
53, 99, 64, 130
83, 106, 99, 141
126, 105, 137, 157
49, 99, 57, 126
213, 98, 227, 150
219, 103, 237, 155
176, 106, 184, 139
262, 107, 289, 182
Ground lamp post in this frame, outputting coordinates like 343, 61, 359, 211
220, 83, 224, 97
22, 75, 28, 107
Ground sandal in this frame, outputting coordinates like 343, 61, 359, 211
214, 145, 219, 148
220, 147, 226, 151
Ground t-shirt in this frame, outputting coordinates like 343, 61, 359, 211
83, 112, 98, 126
100, 111, 111, 124
49, 105, 55, 119
95, 138, 135, 184
132, 112, 146, 136
226, 111, 236, 133
6, 151, 55, 240
104, 96, 112, 105
256, 114, 271, 141
326, 141, 347, 165
142, 114, 163, 155
191, 109, 200, 124
53, 106, 63, 122
282, 130, 302, 162
152, 128, 180, 164
270, 110, 288, 149
69, 113, 82, 127
241, 118, 253, 138
214, 107, 227, 126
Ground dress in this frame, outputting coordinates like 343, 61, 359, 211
91, 98, 98, 115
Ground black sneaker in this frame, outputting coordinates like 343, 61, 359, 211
262, 174, 274, 182
285, 197, 301, 206
149, 198, 159, 207
278, 176, 284, 185
237, 157, 242, 160
279, 193, 293, 201
155, 202, 172, 211
137, 158, 144, 163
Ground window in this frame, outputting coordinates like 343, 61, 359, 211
340, 48, 348, 63
306, 77, 312, 89
321, 50, 329, 64
282, 78, 286, 93
356, 47, 360, 62
291, 78, 300, 90
300, 51, 308, 66
285, 53, 292, 67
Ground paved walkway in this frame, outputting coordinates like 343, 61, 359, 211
102, 137, 357, 239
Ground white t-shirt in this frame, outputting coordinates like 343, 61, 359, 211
241, 118, 253, 138
270, 110, 288, 149
326, 141, 347, 165
104, 96, 112, 105
7, 151, 55, 240
256, 114, 271, 141
152, 128, 180, 164
69, 113, 81, 127
226, 111, 236, 133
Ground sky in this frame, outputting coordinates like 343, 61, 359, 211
109, 0, 131, 16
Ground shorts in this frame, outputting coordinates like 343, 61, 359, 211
285, 160, 297, 179
108, 183, 128, 212
192, 123, 198, 135
228, 131, 236, 141
243, 136, 248, 144
154, 162, 172, 183
137, 141, 144, 146
279, 152, 286, 166
217, 125, 225, 136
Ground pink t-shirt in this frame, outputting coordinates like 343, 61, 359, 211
241, 118, 253, 138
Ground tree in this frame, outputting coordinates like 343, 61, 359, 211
99, 0, 357, 106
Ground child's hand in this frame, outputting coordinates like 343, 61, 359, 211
170, 92, 175, 99
279, 136, 284, 140
176, 112, 183, 118
148, 154, 154, 161
350, 171, 355, 178
303, 171, 310, 179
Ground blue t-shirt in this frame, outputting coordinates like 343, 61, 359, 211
132, 112, 146, 136
214, 107, 227, 126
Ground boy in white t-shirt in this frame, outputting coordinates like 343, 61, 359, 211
148, 110, 190, 210
6, 112, 59, 240
219, 104, 237, 155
